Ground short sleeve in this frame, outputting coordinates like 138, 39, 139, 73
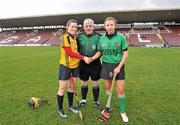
97, 39, 102, 52
121, 35, 128, 51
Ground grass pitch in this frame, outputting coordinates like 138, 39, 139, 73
0, 47, 179, 125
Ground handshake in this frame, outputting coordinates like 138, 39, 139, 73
84, 57, 94, 64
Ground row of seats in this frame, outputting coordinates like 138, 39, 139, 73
0, 29, 62, 45
0, 26, 179, 47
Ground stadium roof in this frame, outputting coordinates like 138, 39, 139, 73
0, 8, 180, 28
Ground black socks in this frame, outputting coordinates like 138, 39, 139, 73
57, 95, 64, 110
93, 86, 99, 102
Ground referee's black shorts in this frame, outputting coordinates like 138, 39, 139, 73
79, 60, 101, 81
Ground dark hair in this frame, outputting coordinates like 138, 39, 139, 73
104, 17, 117, 24
66, 19, 78, 28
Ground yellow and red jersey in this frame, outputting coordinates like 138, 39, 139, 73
59, 33, 82, 68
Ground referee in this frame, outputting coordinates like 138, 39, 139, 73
77, 18, 101, 109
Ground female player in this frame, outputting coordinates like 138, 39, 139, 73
57, 19, 89, 118
91, 17, 129, 122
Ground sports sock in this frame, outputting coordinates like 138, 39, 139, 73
93, 86, 99, 102
57, 95, 64, 110
118, 96, 126, 113
106, 90, 112, 108
67, 91, 74, 108
81, 85, 88, 100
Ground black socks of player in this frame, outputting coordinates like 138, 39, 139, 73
57, 92, 74, 110
67, 91, 74, 108
93, 86, 99, 102
81, 85, 88, 100
57, 95, 64, 110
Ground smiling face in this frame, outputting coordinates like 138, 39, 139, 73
83, 21, 94, 35
104, 20, 116, 35
67, 22, 78, 36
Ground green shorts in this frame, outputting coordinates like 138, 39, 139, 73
101, 62, 125, 80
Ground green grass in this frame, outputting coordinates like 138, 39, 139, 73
0, 47, 180, 125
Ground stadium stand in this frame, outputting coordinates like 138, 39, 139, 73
0, 32, 7, 39
17, 29, 55, 44
45, 29, 64, 45
0, 25, 180, 47
160, 26, 180, 47
0, 11, 180, 48
0, 31, 28, 44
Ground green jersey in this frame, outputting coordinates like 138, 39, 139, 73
97, 32, 128, 64
77, 32, 100, 57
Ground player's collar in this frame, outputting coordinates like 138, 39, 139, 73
105, 31, 117, 39
67, 32, 75, 39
